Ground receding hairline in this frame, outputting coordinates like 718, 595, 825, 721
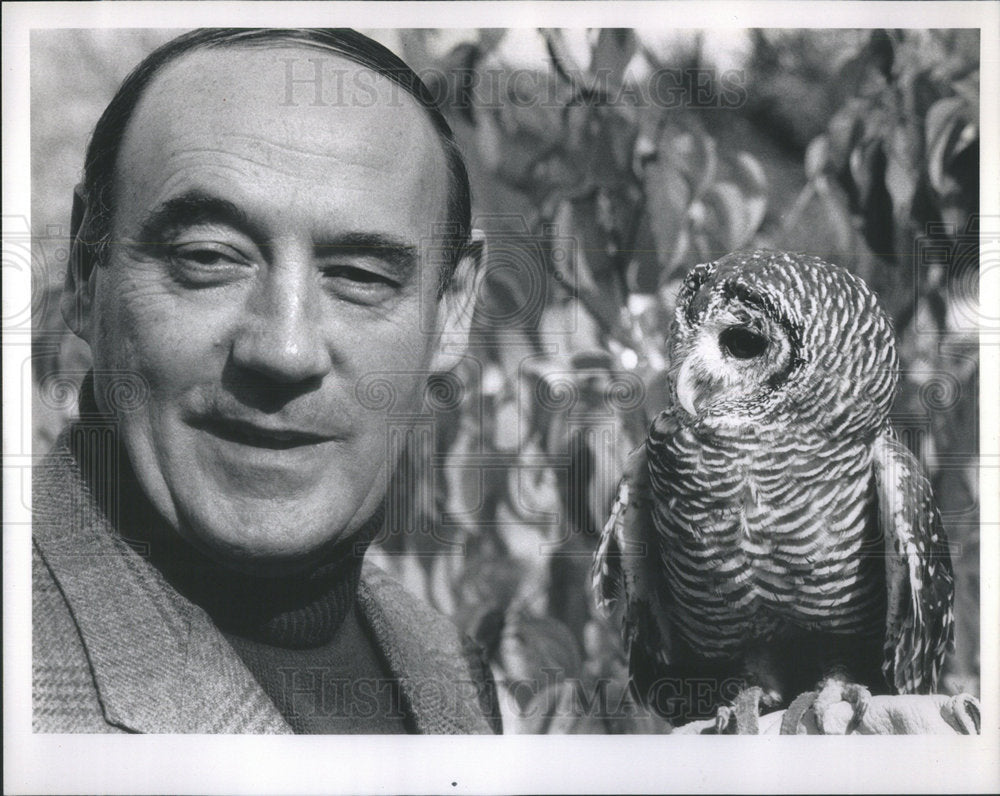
121, 41, 450, 183
139, 40, 436, 111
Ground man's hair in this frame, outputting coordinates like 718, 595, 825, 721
75, 28, 472, 293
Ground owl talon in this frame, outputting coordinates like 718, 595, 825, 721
714, 705, 736, 734
816, 679, 871, 734
841, 683, 871, 733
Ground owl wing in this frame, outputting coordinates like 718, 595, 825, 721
872, 430, 955, 694
592, 443, 675, 696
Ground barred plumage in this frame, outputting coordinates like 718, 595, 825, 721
593, 250, 954, 725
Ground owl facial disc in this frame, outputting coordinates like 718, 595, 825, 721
674, 303, 792, 416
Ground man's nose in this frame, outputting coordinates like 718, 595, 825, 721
231, 258, 332, 383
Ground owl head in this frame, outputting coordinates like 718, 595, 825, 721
669, 250, 899, 434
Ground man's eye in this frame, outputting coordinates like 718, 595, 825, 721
167, 243, 251, 283
170, 243, 245, 267
322, 265, 399, 301
323, 265, 394, 284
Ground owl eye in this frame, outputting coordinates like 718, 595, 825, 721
719, 326, 769, 359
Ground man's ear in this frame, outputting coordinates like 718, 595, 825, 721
60, 184, 97, 341
431, 228, 485, 373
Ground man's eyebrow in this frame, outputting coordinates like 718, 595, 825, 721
137, 195, 420, 272
316, 232, 420, 273
137, 192, 254, 241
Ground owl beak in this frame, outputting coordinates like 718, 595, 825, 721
676, 357, 700, 416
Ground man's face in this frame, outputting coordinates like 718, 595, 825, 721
75, 46, 462, 573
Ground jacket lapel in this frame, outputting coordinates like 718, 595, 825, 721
33, 435, 290, 734
357, 562, 495, 734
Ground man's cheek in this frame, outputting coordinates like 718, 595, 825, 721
91, 298, 145, 403
123, 297, 225, 376
368, 323, 439, 378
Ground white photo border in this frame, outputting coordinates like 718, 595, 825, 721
4, 2, 998, 794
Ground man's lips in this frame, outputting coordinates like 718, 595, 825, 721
190, 416, 340, 450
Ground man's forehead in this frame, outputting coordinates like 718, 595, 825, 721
134, 43, 435, 134
114, 42, 450, 237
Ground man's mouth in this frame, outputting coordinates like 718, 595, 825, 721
191, 416, 338, 450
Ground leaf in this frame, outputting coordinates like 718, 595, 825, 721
731, 151, 769, 239
390, 552, 431, 606
700, 181, 746, 252
563, 102, 592, 152
884, 126, 917, 219
659, 119, 717, 196
644, 161, 691, 269
539, 298, 603, 357
925, 96, 969, 195
492, 678, 525, 731
508, 460, 561, 523
825, 102, 865, 171
475, 28, 508, 60
550, 199, 599, 297
443, 419, 486, 531
848, 140, 871, 210
499, 609, 583, 683
805, 135, 830, 181
834, 33, 884, 99
814, 178, 858, 254
589, 29, 637, 94
429, 550, 458, 616
494, 396, 522, 451
476, 108, 504, 171
950, 72, 979, 108
698, 161, 767, 254
562, 191, 620, 287
541, 28, 586, 85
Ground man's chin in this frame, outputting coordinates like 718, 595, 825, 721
177, 520, 359, 578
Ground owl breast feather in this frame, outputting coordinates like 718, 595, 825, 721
647, 409, 887, 659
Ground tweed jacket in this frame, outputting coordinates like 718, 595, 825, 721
32, 429, 499, 734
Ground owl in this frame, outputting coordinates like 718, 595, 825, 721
593, 250, 954, 732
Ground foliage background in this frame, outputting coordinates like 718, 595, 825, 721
29, 28, 980, 732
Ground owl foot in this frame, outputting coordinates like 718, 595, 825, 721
815, 678, 871, 734
779, 690, 819, 734
714, 686, 773, 734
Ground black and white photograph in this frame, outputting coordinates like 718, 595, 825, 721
4, 1, 998, 793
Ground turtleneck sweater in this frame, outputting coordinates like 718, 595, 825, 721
142, 517, 410, 734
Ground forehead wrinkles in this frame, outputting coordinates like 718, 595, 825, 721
153, 134, 421, 189
114, 46, 448, 223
